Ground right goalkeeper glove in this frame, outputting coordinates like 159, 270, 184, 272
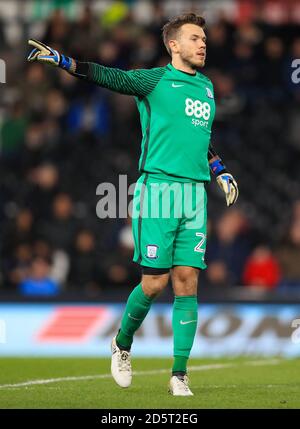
27, 39, 73, 71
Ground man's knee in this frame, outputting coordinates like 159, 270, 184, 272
172, 266, 199, 295
141, 269, 170, 298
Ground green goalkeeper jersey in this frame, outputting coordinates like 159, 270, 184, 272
87, 62, 215, 182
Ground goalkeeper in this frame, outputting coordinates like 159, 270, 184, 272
27, 13, 238, 396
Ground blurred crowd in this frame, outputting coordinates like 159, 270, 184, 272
1, 0, 300, 297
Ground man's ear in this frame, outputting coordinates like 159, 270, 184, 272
169, 39, 180, 54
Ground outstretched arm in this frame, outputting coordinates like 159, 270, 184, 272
27, 39, 165, 97
208, 143, 239, 207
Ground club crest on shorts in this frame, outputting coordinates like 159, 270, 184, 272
206, 87, 214, 98
146, 244, 159, 259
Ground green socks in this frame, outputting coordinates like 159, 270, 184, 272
116, 283, 153, 350
116, 287, 198, 375
172, 295, 198, 374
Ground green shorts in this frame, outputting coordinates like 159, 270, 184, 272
132, 173, 207, 270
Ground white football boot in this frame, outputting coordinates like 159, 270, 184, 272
169, 375, 194, 396
111, 336, 132, 388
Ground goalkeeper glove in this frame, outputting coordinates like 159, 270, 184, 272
210, 158, 239, 207
27, 39, 73, 71
216, 172, 239, 207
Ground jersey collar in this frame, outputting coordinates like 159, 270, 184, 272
167, 63, 197, 77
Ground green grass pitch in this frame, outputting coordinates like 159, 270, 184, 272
0, 357, 299, 409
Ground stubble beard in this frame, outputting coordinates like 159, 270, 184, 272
180, 50, 205, 70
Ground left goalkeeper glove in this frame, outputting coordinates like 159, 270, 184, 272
216, 172, 239, 207
210, 157, 239, 207
27, 39, 73, 71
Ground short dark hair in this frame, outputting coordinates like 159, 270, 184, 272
162, 13, 206, 56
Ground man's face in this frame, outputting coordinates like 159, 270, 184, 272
171, 23, 207, 68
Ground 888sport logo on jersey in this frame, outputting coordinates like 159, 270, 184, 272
185, 97, 211, 127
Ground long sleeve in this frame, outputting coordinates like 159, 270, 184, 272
70, 61, 166, 97
208, 142, 228, 175
208, 142, 219, 161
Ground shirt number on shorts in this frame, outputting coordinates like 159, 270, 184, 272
194, 232, 206, 253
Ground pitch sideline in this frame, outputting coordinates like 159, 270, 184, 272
0, 359, 281, 390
